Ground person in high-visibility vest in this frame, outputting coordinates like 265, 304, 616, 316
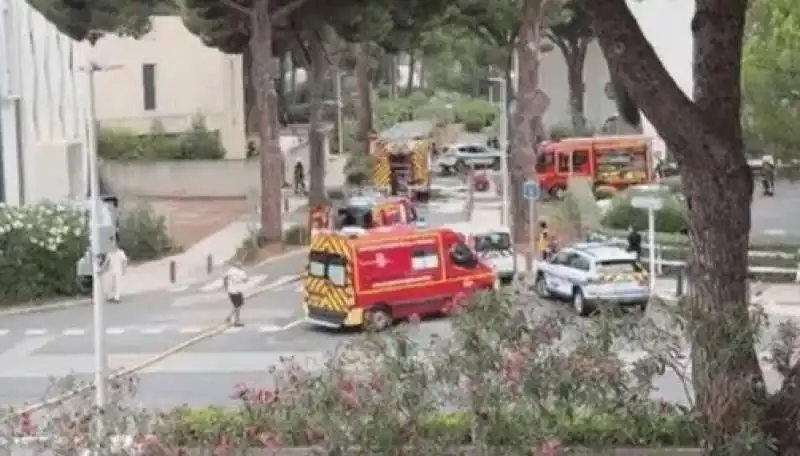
537, 221, 551, 260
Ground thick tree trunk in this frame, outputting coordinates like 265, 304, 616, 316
355, 42, 373, 155
564, 42, 587, 134
251, 0, 283, 243
389, 55, 397, 99
277, 52, 287, 126
509, 0, 547, 245
580, 0, 799, 453
406, 52, 416, 96
243, 47, 258, 137
307, 33, 327, 207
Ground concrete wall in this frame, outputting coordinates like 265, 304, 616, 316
80, 16, 247, 159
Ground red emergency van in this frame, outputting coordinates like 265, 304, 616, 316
303, 225, 497, 330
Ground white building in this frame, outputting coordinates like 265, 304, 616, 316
80, 16, 248, 158
0, 0, 91, 205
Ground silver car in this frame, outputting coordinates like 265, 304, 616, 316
534, 243, 650, 316
435, 143, 503, 174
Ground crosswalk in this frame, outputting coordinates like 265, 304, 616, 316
166, 273, 304, 295
0, 322, 303, 339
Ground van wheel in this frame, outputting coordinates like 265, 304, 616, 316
365, 306, 392, 332
550, 185, 566, 200
491, 158, 501, 170
572, 287, 591, 317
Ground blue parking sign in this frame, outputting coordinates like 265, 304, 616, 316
523, 180, 540, 201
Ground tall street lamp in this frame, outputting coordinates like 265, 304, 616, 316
488, 77, 510, 225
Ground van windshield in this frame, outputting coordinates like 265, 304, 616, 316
308, 251, 348, 287
474, 232, 512, 252
336, 206, 374, 229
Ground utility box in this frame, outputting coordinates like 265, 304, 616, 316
75, 195, 120, 293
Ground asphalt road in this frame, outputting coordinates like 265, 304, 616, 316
3, 179, 798, 415
752, 180, 800, 235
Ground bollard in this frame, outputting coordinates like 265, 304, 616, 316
207, 255, 213, 274
169, 260, 176, 284
284, 194, 290, 214
675, 266, 684, 297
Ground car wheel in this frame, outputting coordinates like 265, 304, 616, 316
440, 165, 452, 176
491, 157, 501, 170
455, 159, 468, 174
534, 273, 551, 298
364, 306, 392, 332
638, 300, 648, 313
572, 288, 590, 317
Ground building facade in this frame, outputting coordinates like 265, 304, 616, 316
0, 0, 91, 205
81, 16, 248, 158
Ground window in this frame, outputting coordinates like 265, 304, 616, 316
567, 254, 590, 271
307, 251, 349, 286
549, 251, 570, 265
142, 63, 157, 111
573, 149, 589, 167
473, 232, 511, 252
536, 152, 554, 172
412, 249, 439, 270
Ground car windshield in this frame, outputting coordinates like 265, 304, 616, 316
596, 260, 642, 274
474, 232, 512, 252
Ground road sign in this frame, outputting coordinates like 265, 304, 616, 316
631, 196, 663, 210
523, 180, 540, 201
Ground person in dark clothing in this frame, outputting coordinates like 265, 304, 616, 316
627, 226, 642, 260
293, 161, 306, 195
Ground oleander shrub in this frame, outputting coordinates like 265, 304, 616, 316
117, 203, 177, 262
0, 202, 87, 303
602, 185, 688, 234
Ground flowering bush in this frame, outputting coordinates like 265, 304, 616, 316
3, 287, 783, 454
0, 202, 87, 303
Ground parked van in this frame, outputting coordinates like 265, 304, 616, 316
444, 222, 517, 283
303, 225, 497, 330
310, 194, 422, 233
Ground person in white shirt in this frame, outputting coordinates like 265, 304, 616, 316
223, 261, 248, 326
102, 242, 128, 304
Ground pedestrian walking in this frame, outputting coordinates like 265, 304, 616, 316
627, 226, 642, 260
537, 221, 552, 260
102, 241, 128, 304
293, 161, 306, 195
223, 261, 248, 326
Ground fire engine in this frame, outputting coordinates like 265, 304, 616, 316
308, 193, 421, 234
303, 225, 497, 331
370, 121, 434, 202
536, 135, 654, 198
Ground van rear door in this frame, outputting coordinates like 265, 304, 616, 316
304, 234, 356, 326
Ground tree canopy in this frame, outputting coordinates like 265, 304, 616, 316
742, 0, 800, 158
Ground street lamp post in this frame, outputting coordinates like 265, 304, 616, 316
488, 77, 510, 226
79, 61, 122, 432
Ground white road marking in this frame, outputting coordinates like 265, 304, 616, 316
0, 329, 10, 336
140, 328, 164, 335
106, 327, 126, 335
62, 328, 85, 336
178, 327, 204, 334
224, 326, 244, 334
167, 284, 190, 292
24, 329, 47, 336
280, 319, 306, 331
258, 325, 283, 332
241, 274, 269, 291
263, 275, 301, 290
199, 278, 223, 292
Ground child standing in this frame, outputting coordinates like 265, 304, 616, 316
223, 261, 248, 326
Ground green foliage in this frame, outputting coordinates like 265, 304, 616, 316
283, 225, 309, 245
743, 0, 800, 160
344, 152, 375, 186
602, 186, 688, 233
27, 0, 163, 43
98, 117, 226, 160
0, 203, 87, 303
453, 98, 495, 132
117, 203, 177, 262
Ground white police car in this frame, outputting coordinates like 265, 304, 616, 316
534, 243, 649, 316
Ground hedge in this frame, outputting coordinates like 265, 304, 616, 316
601, 186, 687, 234
592, 227, 800, 253
99, 116, 226, 160
165, 406, 702, 449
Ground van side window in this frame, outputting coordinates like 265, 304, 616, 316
573, 149, 589, 167
412, 248, 439, 270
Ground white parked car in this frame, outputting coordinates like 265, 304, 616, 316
445, 222, 517, 283
435, 143, 503, 174
534, 242, 649, 316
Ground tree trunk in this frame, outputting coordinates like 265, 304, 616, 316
307, 32, 327, 207
580, 0, 800, 453
509, 0, 547, 245
277, 52, 287, 126
355, 42, 374, 155
406, 52, 416, 96
289, 63, 297, 104
389, 55, 397, 99
243, 47, 258, 137
564, 41, 588, 134
251, 0, 283, 243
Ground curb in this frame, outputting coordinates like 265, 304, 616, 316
0, 297, 91, 317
